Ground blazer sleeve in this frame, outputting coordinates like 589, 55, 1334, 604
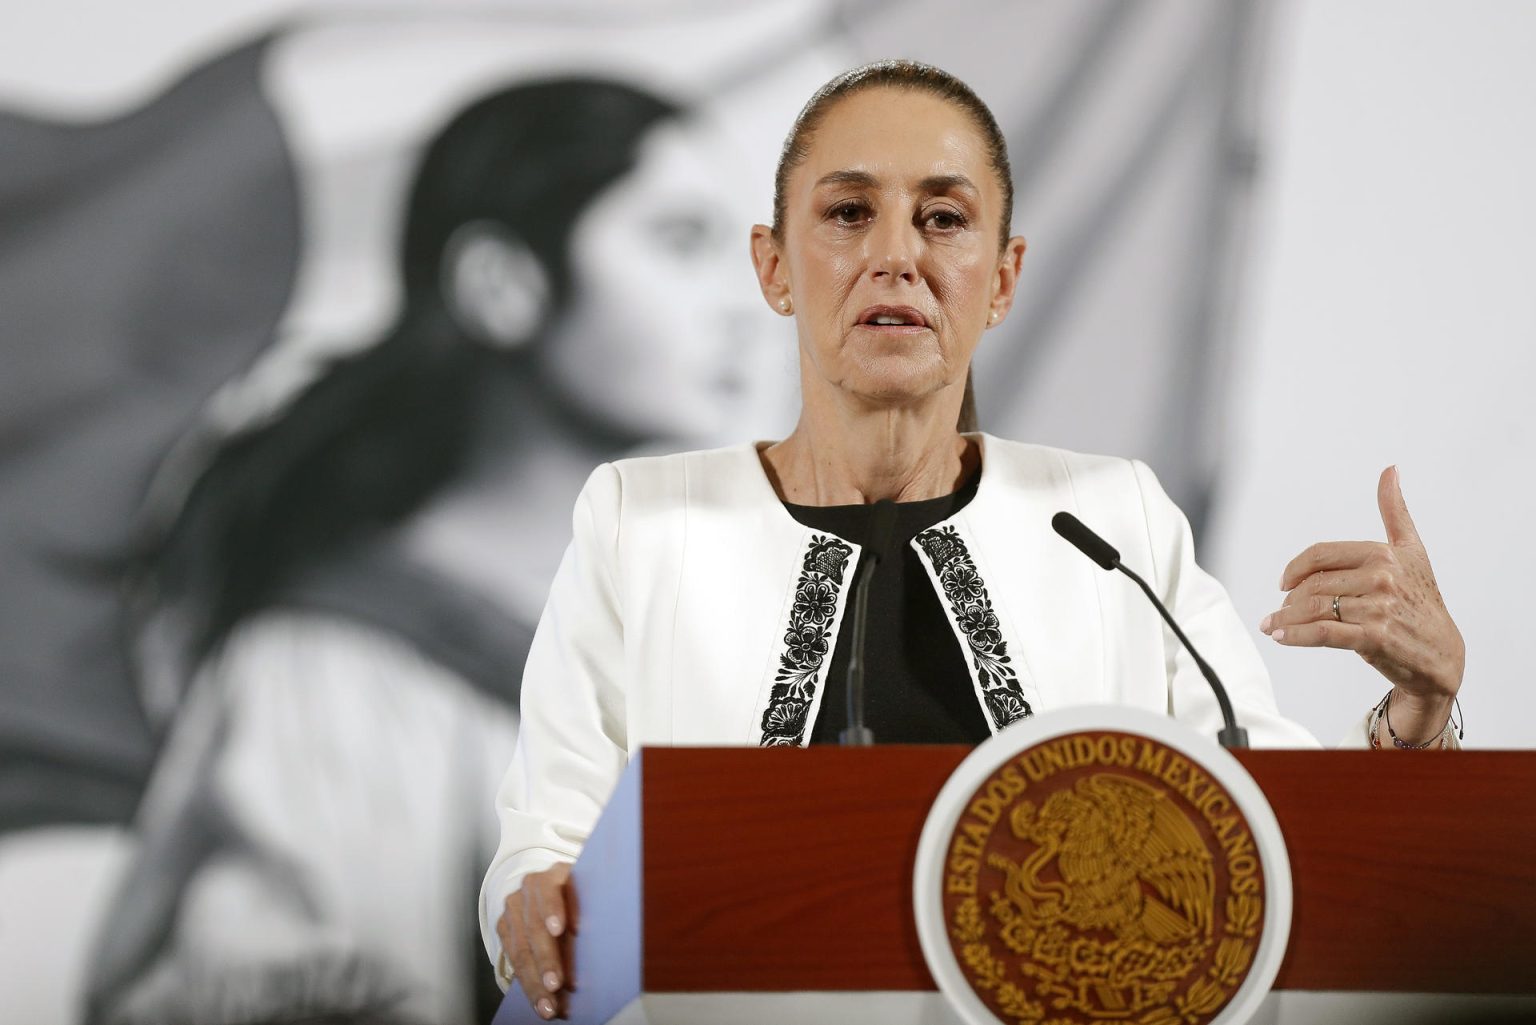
1130, 460, 1320, 749
478, 463, 628, 980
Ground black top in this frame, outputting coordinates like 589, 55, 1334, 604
784, 474, 990, 745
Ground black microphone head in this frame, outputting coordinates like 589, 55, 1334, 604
1052, 511, 1121, 570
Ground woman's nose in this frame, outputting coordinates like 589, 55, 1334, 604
867, 222, 920, 284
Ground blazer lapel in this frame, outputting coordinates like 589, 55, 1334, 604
911, 516, 1037, 733
954, 434, 1108, 721
665, 444, 863, 747
754, 532, 862, 746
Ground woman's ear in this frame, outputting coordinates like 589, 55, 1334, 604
441, 221, 551, 349
749, 224, 793, 316
987, 234, 1028, 327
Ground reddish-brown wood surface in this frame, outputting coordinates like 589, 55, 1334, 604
636, 746, 1536, 993
642, 745, 966, 992
1237, 750, 1536, 991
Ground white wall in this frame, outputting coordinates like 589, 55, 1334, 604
2, 5, 1532, 1024
1211, 0, 1536, 749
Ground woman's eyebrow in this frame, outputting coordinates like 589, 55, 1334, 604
919, 173, 979, 196
814, 169, 879, 190
812, 169, 980, 197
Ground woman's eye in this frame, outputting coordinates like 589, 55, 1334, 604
831, 203, 867, 224
927, 210, 966, 230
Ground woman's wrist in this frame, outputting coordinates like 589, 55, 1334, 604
1370, 688, 1457, 749
1389, 687, 1454, 742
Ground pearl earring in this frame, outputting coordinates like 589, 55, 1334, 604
779, 298, 793, 314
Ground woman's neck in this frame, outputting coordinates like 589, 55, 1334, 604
762, 395, 976, 506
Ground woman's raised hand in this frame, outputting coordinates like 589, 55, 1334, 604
497, 862, 575, 1020
1260, 466, 1464, 742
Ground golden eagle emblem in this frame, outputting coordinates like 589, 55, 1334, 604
995, 775, 1214, 948
943, 738, 1265, 1025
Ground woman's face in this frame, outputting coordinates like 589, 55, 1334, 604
756, 87, 1024, 414
538, 117, 785, 444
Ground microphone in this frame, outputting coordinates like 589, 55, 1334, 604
1051, 511, 1250, 749
841, 499, 897, 746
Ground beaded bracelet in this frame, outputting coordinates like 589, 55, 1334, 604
1368, 690, 1461, 750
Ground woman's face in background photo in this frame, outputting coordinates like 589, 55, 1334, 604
537, 115, 790, 446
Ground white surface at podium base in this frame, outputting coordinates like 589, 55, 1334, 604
513, 989, 1536, 1025
604, 990, 961, 1025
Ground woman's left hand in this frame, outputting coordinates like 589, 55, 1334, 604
1260, 466, 1464, 742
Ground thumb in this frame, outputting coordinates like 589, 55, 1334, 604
1377, 465, 1421, 547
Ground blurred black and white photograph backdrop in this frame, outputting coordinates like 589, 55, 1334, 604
1, 2, 1531, 1023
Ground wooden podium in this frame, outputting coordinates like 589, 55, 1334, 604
493, 747, 1536, 1024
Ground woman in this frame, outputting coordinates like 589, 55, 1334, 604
91, 77, 767, 1025
484, 61, 1466, 1019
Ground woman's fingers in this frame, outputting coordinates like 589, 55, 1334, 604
502, 893, 558, 1019
536, 863, 575, 937
1266, 550, 1397, 634
1265, 468, 1464, 707
1263, 592, 1340, 634
561, 864, 580, 936
1266, 618, 1367, 651
1278, 540, 1381, 590
1284, 565, 1391, 605
1377, 465, 1422, 548
498, 868, 576, 1021
1262, 586, 1375, 647
496, 890, 526, 985
524, 873, 570, 995
511, 944, 558, 1020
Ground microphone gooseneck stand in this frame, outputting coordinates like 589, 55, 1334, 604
841, 500, 897, 747
1051, 511, 1250, 749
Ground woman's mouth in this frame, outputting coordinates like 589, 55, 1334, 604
855, 305, 930, 332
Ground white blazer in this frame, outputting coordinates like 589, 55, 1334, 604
478, 435, 1321, 967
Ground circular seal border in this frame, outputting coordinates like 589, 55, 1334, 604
913, 706, 1292, 1025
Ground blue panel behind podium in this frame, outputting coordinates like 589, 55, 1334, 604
494, 755, 644, 1024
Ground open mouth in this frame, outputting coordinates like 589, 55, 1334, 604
857, 305, 930, 329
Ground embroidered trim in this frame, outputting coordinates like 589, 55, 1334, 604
914, 525, 1033, 730
759, 535, 855, 746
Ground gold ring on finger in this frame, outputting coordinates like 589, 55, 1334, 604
1332, 595, 1342, 621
